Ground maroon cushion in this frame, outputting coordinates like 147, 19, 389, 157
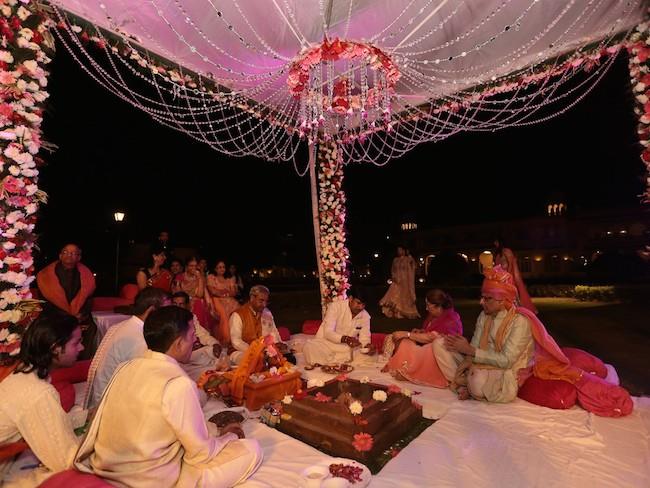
371, 333, 387, 352
50, 360, 91, 385
119, 284, 139, 302
52, 382, 76, 412
518, 376, 577, 410
91, 296, 131, 312
561, 347, 608, 378
277, 326, 291, 342
38, 469, 113, 487
301, 320, 322, 335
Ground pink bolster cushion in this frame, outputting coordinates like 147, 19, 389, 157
575, 372, 634, 417
561, 347, 607, 378
277, 326, 291, 342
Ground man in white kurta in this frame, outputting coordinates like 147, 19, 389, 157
74, 306, 262, 487
0, 371, 84, 487
83, 288, 170, 409
302, 291, 371, 366
172, 291, 225, 381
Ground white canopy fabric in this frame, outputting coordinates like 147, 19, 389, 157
47, 1, 646, 162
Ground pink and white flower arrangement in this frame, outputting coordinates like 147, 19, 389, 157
0, 0, 51, 364
627, 19, 650, 203
317, 141, 350, 301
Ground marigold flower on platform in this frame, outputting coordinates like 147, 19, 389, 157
360, 376, 370, 384
401, 388, 413, 397
352, 432, 374, 452
282, 395, 293, 405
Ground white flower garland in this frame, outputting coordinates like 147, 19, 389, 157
627, 18, 650, 203
0, 0, 50, 364
317, 140, 350, 302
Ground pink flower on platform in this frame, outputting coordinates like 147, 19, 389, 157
387, 384, 402, 394
352, 432, 374, 452
314, 392, 332, 403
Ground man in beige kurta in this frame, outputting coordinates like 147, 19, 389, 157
74, 306, 262, 487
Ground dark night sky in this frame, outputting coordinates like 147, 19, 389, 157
35, 41, 645, 282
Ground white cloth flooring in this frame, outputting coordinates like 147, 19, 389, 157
3, 334, 649, 487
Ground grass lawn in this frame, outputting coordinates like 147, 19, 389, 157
270, 287, 650, 397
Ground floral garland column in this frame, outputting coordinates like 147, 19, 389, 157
627, 18, 650, 203
317, 139, 350, 303
0, 0, 52, 368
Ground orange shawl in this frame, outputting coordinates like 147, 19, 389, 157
225, 337, 266, 403
235, 303, 262, 345
36, 262, 96, 316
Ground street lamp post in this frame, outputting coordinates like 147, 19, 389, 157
113, 211, 125, 294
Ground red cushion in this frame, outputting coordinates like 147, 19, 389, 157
119, 284, 139, 302
91, 296, 131, 312
0, 440, 28, 462
371, 333, 387, 352
575, 373, 634, 418
50, 360, 91, 385
38, 469, 113, 487
518, 376, 577, 410
561, 347, 607, 378
277, 326, 291, 342
53, 382, 76, 412
301, 320, 322, 335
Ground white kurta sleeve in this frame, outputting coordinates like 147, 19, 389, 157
194, 317, 217, 347
356, 313, 371, 347
321, 302, 344, 344
17, 386, 79, 472
229, 312, 249, 353
161, 376, 238, 466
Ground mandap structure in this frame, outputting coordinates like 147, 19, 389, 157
0, 0, 649, 363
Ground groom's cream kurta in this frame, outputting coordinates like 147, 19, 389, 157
75, 350, 262, 487
302, 299, 371, 365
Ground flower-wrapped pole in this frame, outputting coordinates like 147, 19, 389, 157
317, 139, 349, 303
627, 18, 650, 203
0, 0, 52, 367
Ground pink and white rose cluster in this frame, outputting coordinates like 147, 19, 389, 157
317, 140, 350, 302
627, 19, 650, 203
0, 0, 50, 363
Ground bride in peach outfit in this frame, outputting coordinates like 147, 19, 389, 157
384, 289, 462, 388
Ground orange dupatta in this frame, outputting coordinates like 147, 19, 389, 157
36, 262, 96, 316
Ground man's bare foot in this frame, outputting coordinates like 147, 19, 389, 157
457, 386, 470, 400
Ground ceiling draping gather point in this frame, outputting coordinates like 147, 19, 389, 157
47, 0, 645, 166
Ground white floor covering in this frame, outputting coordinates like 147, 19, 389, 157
4, 334, 649, 487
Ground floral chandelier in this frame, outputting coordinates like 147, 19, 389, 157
288, 38, 400, 143
44, 0, 645, 166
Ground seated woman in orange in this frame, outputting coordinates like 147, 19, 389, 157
206, 260, 239, 343
383, 289, 463, 388
136, 247, 172, 293
172, 256, 210, 330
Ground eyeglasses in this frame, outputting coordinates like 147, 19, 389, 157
480, 295, 501, 302
61, 251, 80, 256
425, 301, 441, 307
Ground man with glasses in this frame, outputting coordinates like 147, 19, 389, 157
37, 243, 96, 354
229, 285, 287, 365
443, 266, 534, 403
